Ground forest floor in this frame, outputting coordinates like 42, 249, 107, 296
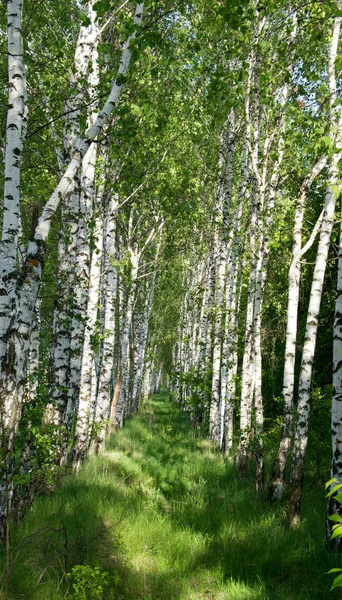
0, 390, 340, 600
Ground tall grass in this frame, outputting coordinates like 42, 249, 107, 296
0, 390, 339, 599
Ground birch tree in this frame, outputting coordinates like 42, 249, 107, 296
286, 7, 342, 526
327, 193, 342, 547
268, 156, 327, 501
209, 111, 235, 444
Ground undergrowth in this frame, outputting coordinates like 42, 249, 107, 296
0, 390, 339, 599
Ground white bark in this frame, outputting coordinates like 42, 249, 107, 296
48, 0, 100, 438
131, 260, 158, 413
326, 16, 342, 537
0, 0, 26, 536
48, 191, 80, 429
287, 161, 341, 525
286, 11, 342, 526
210, 112, 235, 444
269, 156, 327, 501
27, 298, 41, 402
116, 251, 139, 428
237, 184, 258, 473
327, 197, 342, 545
237, 12, 296, 479
219, 143, 248, 452
196, 250, 214, 388
0, 0, 26, 363
73, 190, 104, 470
94, 194, 119, 450
236, 40, 262, 473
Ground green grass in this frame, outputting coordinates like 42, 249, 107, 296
0, 390, 340, 599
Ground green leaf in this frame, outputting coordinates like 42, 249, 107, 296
327, 569, 342, 574
328, 515, 342, 523
331, 573, 342, 590
320, 135, 332, 148
80, 13, 91, 27
332, 185, 341, 199
326, 483, 342, 497
330, 526, 342, 540
93, 0, 109, 14
334, 493, 342, 504
130, 104, 142, 117
325, 478, 338, 490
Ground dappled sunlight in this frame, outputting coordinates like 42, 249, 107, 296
0, 391, 338, 600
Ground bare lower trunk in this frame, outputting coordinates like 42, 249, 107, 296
326, 201, 342, 548
286, 11, 342, 526
287, 160, 340, 526
268, 156, 327, 502
73, 197, 103, 471
94, 194, 118, 451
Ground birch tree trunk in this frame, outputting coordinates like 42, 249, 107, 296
131, 267, 157, 414
286, 163, 341, 524
237, 12, 296, 480
220, 143, 248, 453
27, 298, 41, 402
48, 191, 80, 430
236, 183, 258, 474
209, 233, 226, 441
73, 189, 104, 470
93, 194, 118, 451
116, 252, 139, 428
253, 126, 287, 492
236, 32, 263, 474
0, 0, 26, 537
196, 250, 215, 416
285, 10, 342, 526
0, 0, 26, 364
268, 156, 327, 501
48, 0, 99, 435
326, 196, 342, 547
210, 112, 235, 444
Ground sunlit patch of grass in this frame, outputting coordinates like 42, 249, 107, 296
0, 389, 339, 600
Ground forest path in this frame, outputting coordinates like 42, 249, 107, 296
1, 391, 336, 600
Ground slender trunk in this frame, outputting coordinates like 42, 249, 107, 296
94, 194, 118, 451
236, 36, 263, 474
209, 231, 226, 442
326, 197, 342, 548
285, 11, 342, 526
196, 250, 215, 410
116, 255, 138, 427
268, 156, 327, 501
210, 112, 235, 444
27, 298, 41, 402
48, 0, 99, 435
286, 161, 340, 526
237, 182, 258, 474
108, 354, 122, 436
220, 143, 248, 452
0, 0, 26, 536
131, 270, 157, 413
0, 0, 26, 364
73, 190, 104, 470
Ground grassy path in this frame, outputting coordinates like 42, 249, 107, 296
0, 391, 339, 599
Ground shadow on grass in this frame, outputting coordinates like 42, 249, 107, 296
0, 390, 339, 600
106, 391, 339, 600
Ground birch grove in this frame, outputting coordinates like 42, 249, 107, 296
0, 0, 145, 539
0, 0, 341, 546
169, 0, 342, 527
